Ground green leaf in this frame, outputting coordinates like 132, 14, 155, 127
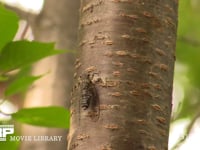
0, 75, 8, 81
0, 41, 63, 73
0, 5, 19, 52
12, 107, 70, 128
15, 66, 32, 79
5, 75, 42, 97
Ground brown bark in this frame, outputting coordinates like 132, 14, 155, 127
68, 0, 178, 150
18, 0, 80, 150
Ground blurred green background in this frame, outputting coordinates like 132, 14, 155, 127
170, 0, 200, 149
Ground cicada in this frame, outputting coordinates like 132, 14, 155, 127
79, 73, 100, 121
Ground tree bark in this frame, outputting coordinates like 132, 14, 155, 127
68, 0, 178, 150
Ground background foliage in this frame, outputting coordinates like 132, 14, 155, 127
173, 0, 200, 121
170, 0, 200, 149
0, 5, 69, 126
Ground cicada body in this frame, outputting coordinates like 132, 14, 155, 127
79, 73, 99, 121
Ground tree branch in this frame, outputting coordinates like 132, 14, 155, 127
178, 36, 200, 47
171, 109, 200, 150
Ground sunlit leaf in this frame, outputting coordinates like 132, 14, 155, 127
0, 5, 19, 52
5, 75, 42, 97
0, 41, 63, 73
12, 107, 70, 128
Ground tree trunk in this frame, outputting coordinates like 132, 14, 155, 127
19, 0, 80, 150
68, 0, 178, 150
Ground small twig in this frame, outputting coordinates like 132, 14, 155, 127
171, 110, 200, 150
178, 36, 200, 47
20, 22, 30, 39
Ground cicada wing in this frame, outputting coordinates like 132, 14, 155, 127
89, 86, 100, 122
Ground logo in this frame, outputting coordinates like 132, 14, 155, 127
0, 125, 14, 141
0, 125, 63, 142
